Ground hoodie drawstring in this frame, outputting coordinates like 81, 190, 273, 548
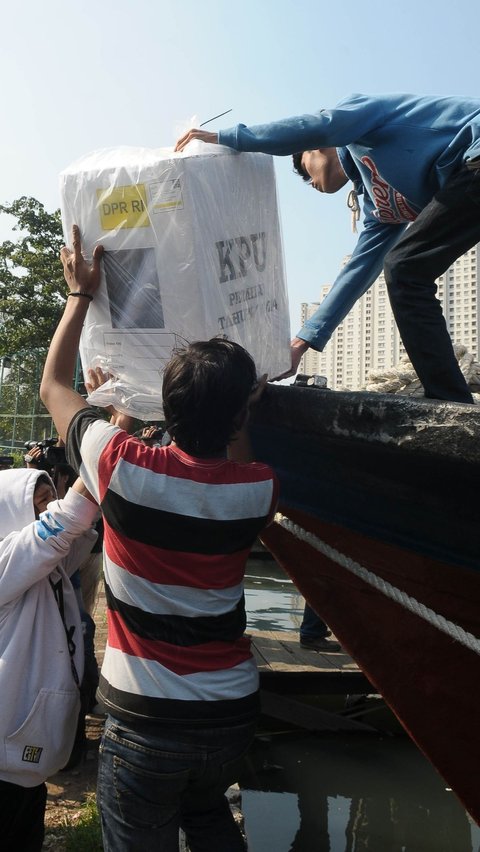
347, 189, 360, 233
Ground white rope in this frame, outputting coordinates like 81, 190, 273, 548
365, 344, 480, 400
275, 513, 480, 656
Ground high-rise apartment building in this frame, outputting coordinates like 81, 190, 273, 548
299, 244, 480, 390
436, 244, 479, 358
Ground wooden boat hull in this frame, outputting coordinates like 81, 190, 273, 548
251, 385, 480, 823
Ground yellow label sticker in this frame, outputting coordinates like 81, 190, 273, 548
97, 184, 150, 230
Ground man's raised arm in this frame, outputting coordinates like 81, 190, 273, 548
40, 225, 103, 441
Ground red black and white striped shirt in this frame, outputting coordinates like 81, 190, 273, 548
66, 408, 278, 725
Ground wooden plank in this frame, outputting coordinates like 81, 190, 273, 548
250, 629, 359, 675
250, 629, 373, 696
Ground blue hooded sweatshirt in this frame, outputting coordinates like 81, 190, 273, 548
218, 93, 480, 350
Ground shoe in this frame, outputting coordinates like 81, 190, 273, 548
300, 637, 342, 652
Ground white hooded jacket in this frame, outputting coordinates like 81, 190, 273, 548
0, 468, 98, 786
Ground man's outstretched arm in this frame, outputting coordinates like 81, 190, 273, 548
174, 129, 218, 151
40, 225, 104, 441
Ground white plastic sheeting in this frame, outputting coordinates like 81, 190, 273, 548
59, 143, 291, 419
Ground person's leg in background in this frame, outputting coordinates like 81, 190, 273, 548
300, 602, 341, 652
0, 780, 47, 852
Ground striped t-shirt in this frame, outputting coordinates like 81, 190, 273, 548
66, 408, 278, 725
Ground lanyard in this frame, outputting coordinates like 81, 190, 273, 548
49, 576, 80, 687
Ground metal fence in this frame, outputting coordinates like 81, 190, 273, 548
0, 352, 54, 451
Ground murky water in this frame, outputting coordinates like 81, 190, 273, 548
242, 559, 480, 851
245, 557, 304, 633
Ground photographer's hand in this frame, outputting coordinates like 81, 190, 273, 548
141, 426, 157, 440
24, 446, 43, 468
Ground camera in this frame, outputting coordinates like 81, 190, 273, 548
24, 439, 66, 470
133, 426, 164, 444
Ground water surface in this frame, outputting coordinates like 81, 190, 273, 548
242, 558, 479, 851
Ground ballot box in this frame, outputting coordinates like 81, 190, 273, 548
59, 143, 291, 419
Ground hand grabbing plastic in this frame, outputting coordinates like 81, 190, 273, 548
174, 129, 218, 152
85, 366, 136, 433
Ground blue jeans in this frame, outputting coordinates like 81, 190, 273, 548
300, 603, 329, 642
97, 713, 257, 852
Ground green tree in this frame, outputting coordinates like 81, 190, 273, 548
0, 196, 66, 355
0, 197, 66, 444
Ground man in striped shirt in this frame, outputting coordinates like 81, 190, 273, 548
41, 226, 278, 852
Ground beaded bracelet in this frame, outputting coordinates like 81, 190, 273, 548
68, 291, 93, 302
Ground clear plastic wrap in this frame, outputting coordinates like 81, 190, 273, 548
59, 142, 291, 419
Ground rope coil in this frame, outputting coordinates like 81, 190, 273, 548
365, 344, 480, 399
275, 513, 480, 656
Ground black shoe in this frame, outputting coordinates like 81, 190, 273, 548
300, 637, 342, 652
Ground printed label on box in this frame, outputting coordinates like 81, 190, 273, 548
97, 184, 150, 230
148, 178, 184, 213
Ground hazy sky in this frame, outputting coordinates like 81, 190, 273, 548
2, 0, 480, 332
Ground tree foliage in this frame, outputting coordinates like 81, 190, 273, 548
0, 196, 66, 356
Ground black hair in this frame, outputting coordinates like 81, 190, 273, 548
34, 473, 53, 491
162, 338, 257, 456
292, 152, 311, 182
52, 463, 77, 491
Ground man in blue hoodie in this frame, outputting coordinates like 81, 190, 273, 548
175, 93, 480, 404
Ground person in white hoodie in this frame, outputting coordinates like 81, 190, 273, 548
0, 467, 98, 852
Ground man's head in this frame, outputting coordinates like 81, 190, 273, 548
162, 338, 257, 457
52, 463, 76, 499
292, 148, 348, 193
